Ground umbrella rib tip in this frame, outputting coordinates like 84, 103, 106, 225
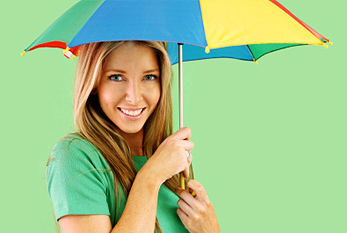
21, 51, 26, 56
205, 46, 210, 54
63, 47, 70, 54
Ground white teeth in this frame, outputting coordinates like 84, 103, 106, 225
120, 108, 143, 116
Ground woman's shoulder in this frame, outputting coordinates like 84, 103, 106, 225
50, 132, 102, 164
48, 132, 112, 177
52, 132, 95, 152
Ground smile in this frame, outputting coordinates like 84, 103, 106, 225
118, 107, 145, 117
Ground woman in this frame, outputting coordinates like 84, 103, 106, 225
46, 40, 220, 233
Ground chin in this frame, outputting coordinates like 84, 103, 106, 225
117, 125, 144, 135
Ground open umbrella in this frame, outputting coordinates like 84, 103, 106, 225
22, 0, 331, 190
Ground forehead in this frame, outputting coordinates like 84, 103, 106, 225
103, 42, 159, 72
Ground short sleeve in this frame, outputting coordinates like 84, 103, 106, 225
46, 135, 112, 222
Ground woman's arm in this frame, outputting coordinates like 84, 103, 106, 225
58, 168, 162, 233
111, 167, 161, 232
58, 127, 194, 233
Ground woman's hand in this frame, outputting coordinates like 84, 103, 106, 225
176, 180, 220, 233
142, 127, 194, 185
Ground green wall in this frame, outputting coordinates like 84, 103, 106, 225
2, 0, 345, 232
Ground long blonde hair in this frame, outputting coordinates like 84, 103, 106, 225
73, 41, 193, 232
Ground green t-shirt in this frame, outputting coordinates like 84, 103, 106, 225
46, 133, 188, 232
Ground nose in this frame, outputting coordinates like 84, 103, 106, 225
125, 80, 143, 105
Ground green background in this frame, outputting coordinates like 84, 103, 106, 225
2, 0, 346, 232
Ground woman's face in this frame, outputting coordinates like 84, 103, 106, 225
97, 42, 161, 135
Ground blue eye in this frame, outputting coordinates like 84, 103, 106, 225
144, 75, 158, 81
109, 75, 123, 81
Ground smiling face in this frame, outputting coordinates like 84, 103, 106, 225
97, 42, 161, 136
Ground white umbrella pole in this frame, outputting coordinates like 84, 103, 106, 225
178, 43, 185, 190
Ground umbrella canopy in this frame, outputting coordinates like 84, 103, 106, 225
22, 0, 331, 63
22, 0, 331, 190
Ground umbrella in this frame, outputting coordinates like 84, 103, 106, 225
22, 0, 331, 190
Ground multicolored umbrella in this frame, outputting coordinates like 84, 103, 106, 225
22, 0, 331, 189
22, 0, 331, 62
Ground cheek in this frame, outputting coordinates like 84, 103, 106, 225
148, 83, 161, 106
98, 86, 121, 110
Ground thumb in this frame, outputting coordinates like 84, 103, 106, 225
183, 167, 189, 179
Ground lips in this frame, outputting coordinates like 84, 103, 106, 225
118, 107, 145, 111
118, 107, 146, 117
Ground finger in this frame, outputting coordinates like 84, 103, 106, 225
177, 208, 189, 227
171, 127, 192, 140
176, 188, 199, 209
177, 198, 194, 217
183, 167, 189, 178
186, 180, 210, 203
183, 152, 193, 178
187, 152, 193, 165
176, 140, 194, 152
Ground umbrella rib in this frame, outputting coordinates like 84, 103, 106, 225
197, 0, 209, 48
246, 45, 257, 63
269, 0, 329, 44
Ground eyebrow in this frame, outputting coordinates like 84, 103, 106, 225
104, 68, 160, 74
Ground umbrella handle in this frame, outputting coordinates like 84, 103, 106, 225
180, 173, 185, 189
181, 173, 196, 196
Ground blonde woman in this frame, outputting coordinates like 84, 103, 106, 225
46, 41, 220, 233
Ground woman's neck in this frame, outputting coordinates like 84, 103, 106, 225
119, 128, 145, 156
